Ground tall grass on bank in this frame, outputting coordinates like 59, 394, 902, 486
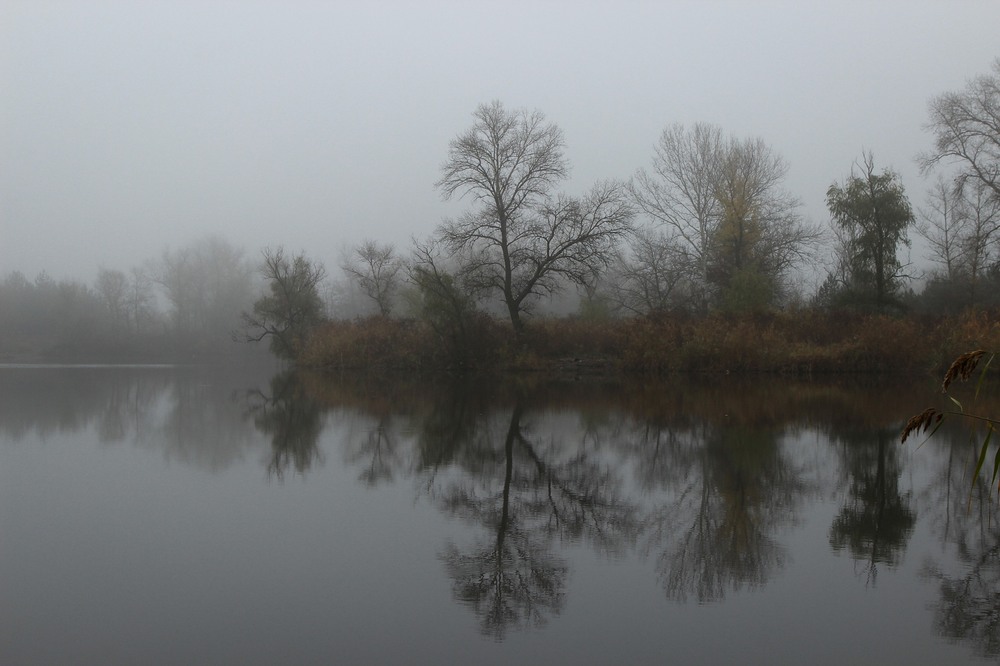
298, 310, 1000, 375
298, 315, 507, 372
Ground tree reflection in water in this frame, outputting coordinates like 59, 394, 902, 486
248, 370, 325, 480
930, 544, 1000, 658
634, 418, 803, 603
828, 428, 915, 585
294, 373, 988, 641
438, 404, 567, 639
433, 400, 640, 638
920, 425, 1000, 659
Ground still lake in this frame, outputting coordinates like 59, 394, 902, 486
1, 364, 997, 665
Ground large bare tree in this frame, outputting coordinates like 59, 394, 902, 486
632, 124, 817, 310
631, 123, 723, 295
437, 100, 634, 334
921, 59, 1000, 201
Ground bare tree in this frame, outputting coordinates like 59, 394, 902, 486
608, 229, 693, 316
708, 136, 818, 308
921, 59, 1000, 201
437, 100, 634, 335
341, 239, 403, 316
959, 180, 1000, 304
95, 267, 129, 337
918, 176, 968, 280
155, 236, 255, 343
632, 124, 817, 310
125, 267, 155, 335
631, 123, 723, 298
241, 246, 327, 360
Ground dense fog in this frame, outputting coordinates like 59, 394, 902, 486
3, 3, 999, 361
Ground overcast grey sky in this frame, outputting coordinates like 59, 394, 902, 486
2, 0, 998, 283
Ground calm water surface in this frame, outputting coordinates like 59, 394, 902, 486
1, 365, 997, 665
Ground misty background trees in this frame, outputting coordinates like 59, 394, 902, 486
917, 58, 1000, 311
4, 59, 1000, 364
155, 237, 256, 349
0, 237, 262, 362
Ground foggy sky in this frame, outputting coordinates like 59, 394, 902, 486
2, 0, 998, 285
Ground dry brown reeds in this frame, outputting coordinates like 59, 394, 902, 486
297, 310, 1000, 377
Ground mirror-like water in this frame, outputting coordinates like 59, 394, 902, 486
1, 366, 996, 665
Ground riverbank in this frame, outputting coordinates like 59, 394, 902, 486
298, 310, 1000, 376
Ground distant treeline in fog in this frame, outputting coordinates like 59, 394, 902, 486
0, 236, 266, 363
4, 63, 999, 367
1, 230, 997, 372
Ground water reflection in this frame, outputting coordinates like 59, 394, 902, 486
0, 365, 270, 471
305, 376, 931, 617
247, 370, 324, 479
157, 368, 263, 470
926, 526, 1000, 659
645, 423, 803, 603
829, 427, 916, 585
921, 425, 1000, 659
437, 404, 569, 639
4, 366, 999, 661
0, 367, 169, 441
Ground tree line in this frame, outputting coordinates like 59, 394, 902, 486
3, 59, 998, 364
331, 60, 999, 334
0, 236, 261, 361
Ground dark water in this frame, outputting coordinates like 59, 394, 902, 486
1, 365, 997, 665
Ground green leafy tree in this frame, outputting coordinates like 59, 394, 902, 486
826, 153, 915, 310
242, 247, 327, 360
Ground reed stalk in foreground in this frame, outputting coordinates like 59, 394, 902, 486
903, 350, 999, 501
